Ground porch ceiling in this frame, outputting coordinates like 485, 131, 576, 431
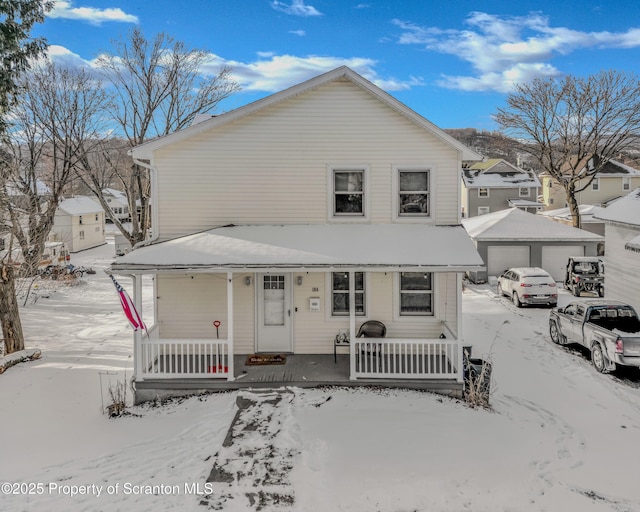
110, 224, 484, 273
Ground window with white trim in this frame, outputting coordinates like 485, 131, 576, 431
519, 187, 529, 197
333, 170, 364, 216
478, 206, 490, 215
592, 178, 599, 191
79, 230, 85, 240
399, 272, 433, 316
398, 170, 429, 216
331, 272, 365, 316
478, 188, 489, 198
623, 177, 630, 191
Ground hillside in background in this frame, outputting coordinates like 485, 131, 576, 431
446, 128, 640, 173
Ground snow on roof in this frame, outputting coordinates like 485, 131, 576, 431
102, 188, 127, 201
462, 172, 540, 188
58, 196, 104, 215
626, 234, 640, 252
594, 187, 640, 226
462, 208, 604, 241
539, 204, 605, 223
111, 224, 484, 272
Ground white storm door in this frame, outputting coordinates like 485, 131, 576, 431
257, 273, 292, 353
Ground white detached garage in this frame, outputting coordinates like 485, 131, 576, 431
462, 208, 602, 283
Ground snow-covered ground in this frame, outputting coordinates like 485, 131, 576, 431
2, 240, 640, 511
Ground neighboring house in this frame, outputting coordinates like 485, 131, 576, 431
102, 188, 130, 223
111, 66, 485, 403
540, 156, 640, 209
461, 158, 541, 218
52, 196, 106, 252
538, 204, 606, 237
463, 208, 603, 283
594, 188, 640, 313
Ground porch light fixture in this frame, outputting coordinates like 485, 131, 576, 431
297, 275, 303, 286
245, 276, 252, 286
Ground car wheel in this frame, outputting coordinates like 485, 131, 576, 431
549, 321, 561, 344
591, 343, 608, 373
512, 292, 522, 307
497, 283, 503, 297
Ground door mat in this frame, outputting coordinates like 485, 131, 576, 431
245, 354, 287, 366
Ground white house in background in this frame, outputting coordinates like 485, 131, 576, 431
53, 196, 106, 252
594, 188, 640, 313
111, 66, 485, 403
461, 158, 542, 218
102, 188, 130, 223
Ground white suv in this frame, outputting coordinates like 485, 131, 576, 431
497, 267, 558, 307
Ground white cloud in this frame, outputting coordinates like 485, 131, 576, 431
48, 1, 138, 25
201, 53, 422, 92
45, 44, 424, 98
289, 30, 306, 36
393, 12, 640, 92
271, 0, 322, 17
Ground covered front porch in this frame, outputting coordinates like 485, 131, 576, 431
133, 353, 464, 403
110, 224, 484, 402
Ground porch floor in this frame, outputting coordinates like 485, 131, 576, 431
134, 354, 463, 403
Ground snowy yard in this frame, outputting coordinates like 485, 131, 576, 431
2, 240, 640, 511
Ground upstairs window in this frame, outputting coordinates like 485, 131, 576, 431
399, 272, 433, 316
592, 178, 599, 191
623, 177, 630, 191
478, 188, 489, 198
398, 170, 429, 216
519, 187, 529, 197
333, 170, 365, 217
332, 272, 365, 316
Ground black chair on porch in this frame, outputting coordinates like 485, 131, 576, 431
356, 320, 386, 367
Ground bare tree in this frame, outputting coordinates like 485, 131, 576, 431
2, 63, 111, 275
495, 70, 640, 227
0, 0, 51, 354
79, 28, 240, 247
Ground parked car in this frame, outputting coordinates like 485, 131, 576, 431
549, 300, 640, 373
564, 256, 604, 297
497, 267, 558, 307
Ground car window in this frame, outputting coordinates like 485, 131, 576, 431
564, 304, 577, 317
576, 305, 586, 317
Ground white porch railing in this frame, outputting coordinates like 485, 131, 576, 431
353, 339, 460, 380
140, 339, 231, 379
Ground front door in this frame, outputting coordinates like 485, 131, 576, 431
257, 273, 292, 353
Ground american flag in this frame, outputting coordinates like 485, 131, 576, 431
110, 274, 146, 332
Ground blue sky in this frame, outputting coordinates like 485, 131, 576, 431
34, 0, 640, 130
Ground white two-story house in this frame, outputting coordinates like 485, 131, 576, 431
110, 67, 485, 403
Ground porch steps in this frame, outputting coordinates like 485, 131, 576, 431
199, 390, 298, 510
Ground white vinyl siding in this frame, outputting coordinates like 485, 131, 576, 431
156, 274, 255, 354
153, 81, 460, 238
603, 224, 640, 313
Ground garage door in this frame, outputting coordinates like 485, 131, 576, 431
487, 246, 530, 277
541, 245, 585, 281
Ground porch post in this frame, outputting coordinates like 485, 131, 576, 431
226, 272, 235, 381
456, 272, 464, 383
132, 274, 143, 380
349, 270, 356, 380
